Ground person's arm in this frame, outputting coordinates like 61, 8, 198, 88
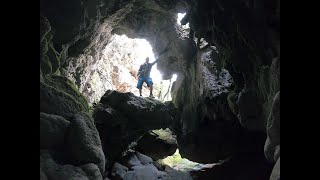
151, 58, 159, 66
137, 66, 142, 76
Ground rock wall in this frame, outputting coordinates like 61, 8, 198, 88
170, 0, 280, 179
40, 0, 279, 179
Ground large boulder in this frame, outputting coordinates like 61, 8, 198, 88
40, 112, 70, 149
40, 75, 89, 118
93, 90, 173, 167
65, 112, 105, 174
40, 151, 103, 180
98, 90, 172, 129
136, 129, 177, 161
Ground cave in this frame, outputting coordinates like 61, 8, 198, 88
40, 0, 280, 180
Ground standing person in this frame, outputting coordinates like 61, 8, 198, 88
136, 57, 159, 97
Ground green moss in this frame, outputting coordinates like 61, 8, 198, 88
40, 75, 90, 117
41, 55, 52, 75
40, 38, 48, 56
157, 149, 199, 171
40, 68, 44, 82
152, 128, 176, 143
45, 75, 89, 110
47, 42, 61, 74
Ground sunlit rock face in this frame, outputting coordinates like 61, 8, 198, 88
54, 0, 191, 104
72, 34, 176, 104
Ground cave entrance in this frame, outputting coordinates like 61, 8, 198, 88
86, 34, 178, 104
177, 13, 189, 28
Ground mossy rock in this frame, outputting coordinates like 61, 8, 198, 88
47, 42, 61, 74
40, 38, 48, 56
40, 75, 89, 117
40, 68, 44, 82
40, 15, 51, 42
40, 112, 70, 149
65, 112, 105, 174
41, 55, 52, 75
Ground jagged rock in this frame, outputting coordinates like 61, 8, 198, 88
40, 112, 70, 149
136, 129, 177, 161
65, 112, 105, 174
93, 90, 172, 166
40, 151, 103, 180
269, 157, 280, 180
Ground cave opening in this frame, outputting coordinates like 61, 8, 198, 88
81, 34, 178, 104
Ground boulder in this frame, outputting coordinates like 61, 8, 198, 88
110, 152, 192, 180
65, 112, 105, 174
93, 90, 173, 166
40, 75, 89, 118
40, 151, 103, 180
40, 112, 70, 149
136, 129, 177, 160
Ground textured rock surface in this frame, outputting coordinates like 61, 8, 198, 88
170, 1, 280, 179
66, 113, 105, 174
264, 91, 280, 162
269, 157, 280, 180
136, 129, 178, 161
40, 151, 103, 180
40, 60, 104, 178
40, 75, 89, 118
93, 90, 173, 167
110, 152, 192, 180
40, 112, 70, 149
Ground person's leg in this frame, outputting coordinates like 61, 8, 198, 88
146, 77, 154, 97
150, 85, 153, 95
136, 77, 144, 96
